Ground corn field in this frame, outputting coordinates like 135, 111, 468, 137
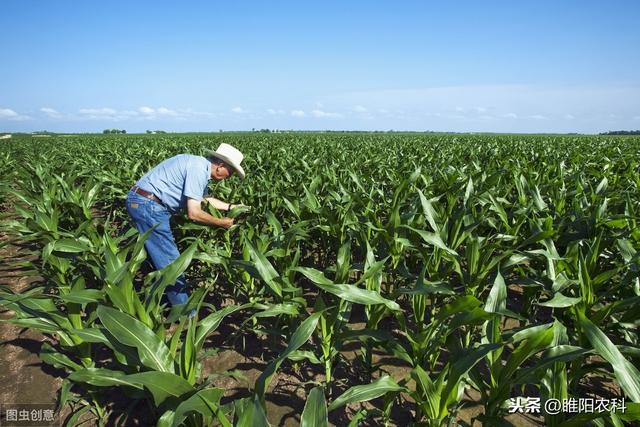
1, 132, 639, 426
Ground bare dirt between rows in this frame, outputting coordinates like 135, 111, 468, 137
0, 239, 66, 423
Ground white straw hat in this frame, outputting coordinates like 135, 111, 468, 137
207, 143, 246, 179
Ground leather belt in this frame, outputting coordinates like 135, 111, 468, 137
130, 185, 163, 205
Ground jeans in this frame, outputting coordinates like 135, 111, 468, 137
126, 190, 189, 306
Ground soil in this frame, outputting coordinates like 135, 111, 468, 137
0, 240, 65, 423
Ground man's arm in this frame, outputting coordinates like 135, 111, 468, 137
204, 197, 242, 211
186, 198, 234, 228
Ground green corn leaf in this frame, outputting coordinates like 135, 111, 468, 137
336, 240, 352, 283
195, 304, 248, 350
537, 293, 581, 308
616, 239, 636, 263
442, 343, 502, 412
234, 395, 270, 427
295, 267, 400, 310
66, 326, 139, 365
399, 225, 458, 255
411, 365, 439, 418
417, 189, 440, 232
532, 186, 548, 211
97, 305, 174, 372
618, 403, 640, 423
125, 371, 195, 407
494, 324, 554, 401
255, 311, 322, 399
436, 295, 483, 320
281, 196, 300, 218
328, 375, 405, 412
315, 282, 400, 311
2, 317, 61, 334
287, 350, 323, 365
40, 343, 83, 371
180, 318, 197, 385
509, 322, 554, 343
57, 289, 104, 305
61, 406, 93, 427
514, 345, 591, 384
448, 307, 494, 332
67, 327, 109, 343
294, 266, 334, 286
301, 386, 328, 427
556, 411, 623, 427
246, 240, 283, 298
251, 303, 299, 319
484, 270, 507, 313
463, 177, 474, 206
51, 239, 91, 253
69, 368, 142, 388
169, 388, 229, 427
578, 311, 640, 402
146, 242, 198, 308
595, 177, 608, 194
396, 281, 454, 296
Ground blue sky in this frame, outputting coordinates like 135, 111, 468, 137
1, 1, 639, 133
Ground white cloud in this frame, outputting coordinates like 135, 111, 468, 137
353, 105, 367, 113
565, 114, 575, 120
5, 105, 218, 126
529, 114, 547, 120
74, 106, 214, 121
291, 110, 305, 117
474, 106, 488, 113
157, 107, 178, 116
0, 108, 31, 121
231, 107, 246, 114
633, 115, 640, 121
139, 106, 155, 115
0, 108, 19, 118
40, 107, 63, 119
311, 109, 342, 118
503, 113, 518, 119
267, 108, 285, 115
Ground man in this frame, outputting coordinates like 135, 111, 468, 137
126, 143, 246, 306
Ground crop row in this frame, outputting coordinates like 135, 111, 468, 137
1, 133, 639, 426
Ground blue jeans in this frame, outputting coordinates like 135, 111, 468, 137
126, 191, 188, 306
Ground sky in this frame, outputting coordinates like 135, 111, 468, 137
1, 1, 639, 133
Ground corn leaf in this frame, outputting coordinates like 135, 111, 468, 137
301, 386, 328, 427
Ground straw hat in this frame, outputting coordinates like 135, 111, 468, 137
207, 143, 246, 179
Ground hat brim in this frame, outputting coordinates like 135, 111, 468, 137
207, 151, 246, 179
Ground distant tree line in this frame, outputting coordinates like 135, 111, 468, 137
600, 130, 640, 135
103, 129, 127, 134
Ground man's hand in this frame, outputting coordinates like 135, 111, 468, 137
218, 217, 234, 229
187, 198, 235, 229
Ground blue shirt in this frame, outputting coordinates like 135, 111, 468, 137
136, 154, 211, 213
